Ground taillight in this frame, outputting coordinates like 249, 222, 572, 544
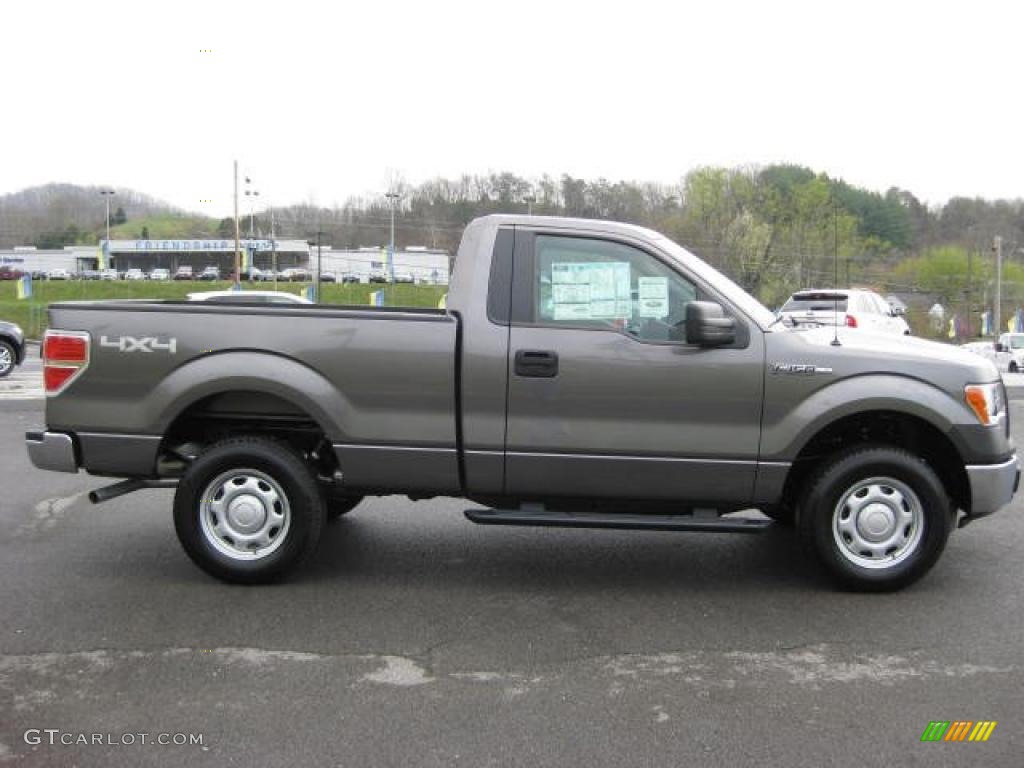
845, 315, 858, 328
43, 330, 90, 396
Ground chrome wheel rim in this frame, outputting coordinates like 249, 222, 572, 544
199, 469, 290, 561
832, 476, 924, 569
0, 346, 12, 372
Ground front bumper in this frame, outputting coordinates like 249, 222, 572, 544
965, 455, 1019, 517
25, 431, 78, 473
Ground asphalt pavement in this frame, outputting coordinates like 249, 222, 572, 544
0, 400, 1022, 767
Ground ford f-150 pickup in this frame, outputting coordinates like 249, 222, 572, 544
25, 215, 1019, 589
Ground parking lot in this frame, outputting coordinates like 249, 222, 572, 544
0, 392, 1021, 766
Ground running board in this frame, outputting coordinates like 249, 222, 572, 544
464, 508, 772, 533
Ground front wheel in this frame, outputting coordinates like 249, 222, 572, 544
174, 436, 325, 584
798, 445, 953, 591
1010, 361, 1018, 374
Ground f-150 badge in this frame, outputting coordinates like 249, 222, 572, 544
770, 363, 833, 375
99, 335, 177, 354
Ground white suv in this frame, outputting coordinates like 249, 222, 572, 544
778, 289, 911, 335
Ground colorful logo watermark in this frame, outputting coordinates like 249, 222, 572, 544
920, 721, 997, 742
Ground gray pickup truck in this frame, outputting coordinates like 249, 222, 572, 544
26, 215, 1019, 590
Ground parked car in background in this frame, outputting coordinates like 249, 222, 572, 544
99, 268, 119, 281
320, 272, 337, 283
125, 268, 146, 281
368, 268, 387, 283
0, 266, 25, 280
149, 268, 170, 281
340, 272, 360, 284
0, 320, 26, 378
392, 269, 415, 284
30, 270, 48, 280
173, 266, 194, 281
186, 290, 312, 304
993, 332, 1024, 373
199, 266, 221, 281
46, 268, 70, 280
279, 268, 309, 282
778, 289, 911, 335
80, 270, 100, 281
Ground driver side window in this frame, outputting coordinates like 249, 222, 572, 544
533, 235, 697, 342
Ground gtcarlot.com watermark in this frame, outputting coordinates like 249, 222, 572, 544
24, 729, 204, 747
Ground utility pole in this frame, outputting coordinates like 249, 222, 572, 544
233, 161, 241, 287
524, 195, 536, 216
966, 248, 973, 337
995, 236, 1003, 337
386, 191, 400, 283
270, 206, 277, 290
308, 231, 324, 303
99, 189, 115, 269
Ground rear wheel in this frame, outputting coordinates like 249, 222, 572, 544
174, 436, 325, 584
0, 341, 15, 378
798, 445, 953, 591
1010, 361, 1019, 374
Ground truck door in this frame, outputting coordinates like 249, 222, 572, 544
503, 228, 765, 503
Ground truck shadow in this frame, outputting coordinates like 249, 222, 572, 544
299, 513, 829, 593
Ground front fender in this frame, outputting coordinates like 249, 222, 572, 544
761, 374, 976, 463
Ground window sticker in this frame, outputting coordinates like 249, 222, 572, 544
637, 276, 669, 318
550, 262, 631, 320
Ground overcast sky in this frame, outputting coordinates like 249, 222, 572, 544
3, 0, 1021, 216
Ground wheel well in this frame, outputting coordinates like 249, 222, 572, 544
782, 411, 970, 513
159, 390, 337, 477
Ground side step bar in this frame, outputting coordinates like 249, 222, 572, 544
464, 508, 772, 533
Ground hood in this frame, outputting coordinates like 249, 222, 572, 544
770, 326, 999, 388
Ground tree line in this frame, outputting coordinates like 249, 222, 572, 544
3, 169, 1022, 333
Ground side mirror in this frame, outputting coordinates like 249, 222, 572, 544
686, 301, 736, 346
995, 343, 1005, 352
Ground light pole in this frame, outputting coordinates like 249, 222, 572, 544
995, 236, 1003, 338
385, 191, 401, 283
99, 189, 115, 270
524, 195, 536, 216
308, 231, 324, 303
244, 178, 259, 281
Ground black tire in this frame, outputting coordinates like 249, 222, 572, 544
1010, 362, 1018, 374
173, 436, 325, 584
797, 444, 953, 592
0, 340, 15, 378
324, 488, 364, 520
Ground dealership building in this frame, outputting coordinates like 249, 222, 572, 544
0, 239, 451, 284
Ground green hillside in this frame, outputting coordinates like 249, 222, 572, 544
108, 215, 221, 240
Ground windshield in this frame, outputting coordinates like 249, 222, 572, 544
651, 234, 776, 328
1008, 335, 1024, 349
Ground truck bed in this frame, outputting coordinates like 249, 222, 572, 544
44, 300, 461, 492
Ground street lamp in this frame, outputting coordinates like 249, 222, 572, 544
385, 191, 401, 283
244, 178, 260, 282
99, 189, 115, 269
307, 231, 323, 304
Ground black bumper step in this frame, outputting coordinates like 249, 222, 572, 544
464, 508, 772, 533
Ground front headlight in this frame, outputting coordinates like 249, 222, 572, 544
965, 382, 1005, 426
